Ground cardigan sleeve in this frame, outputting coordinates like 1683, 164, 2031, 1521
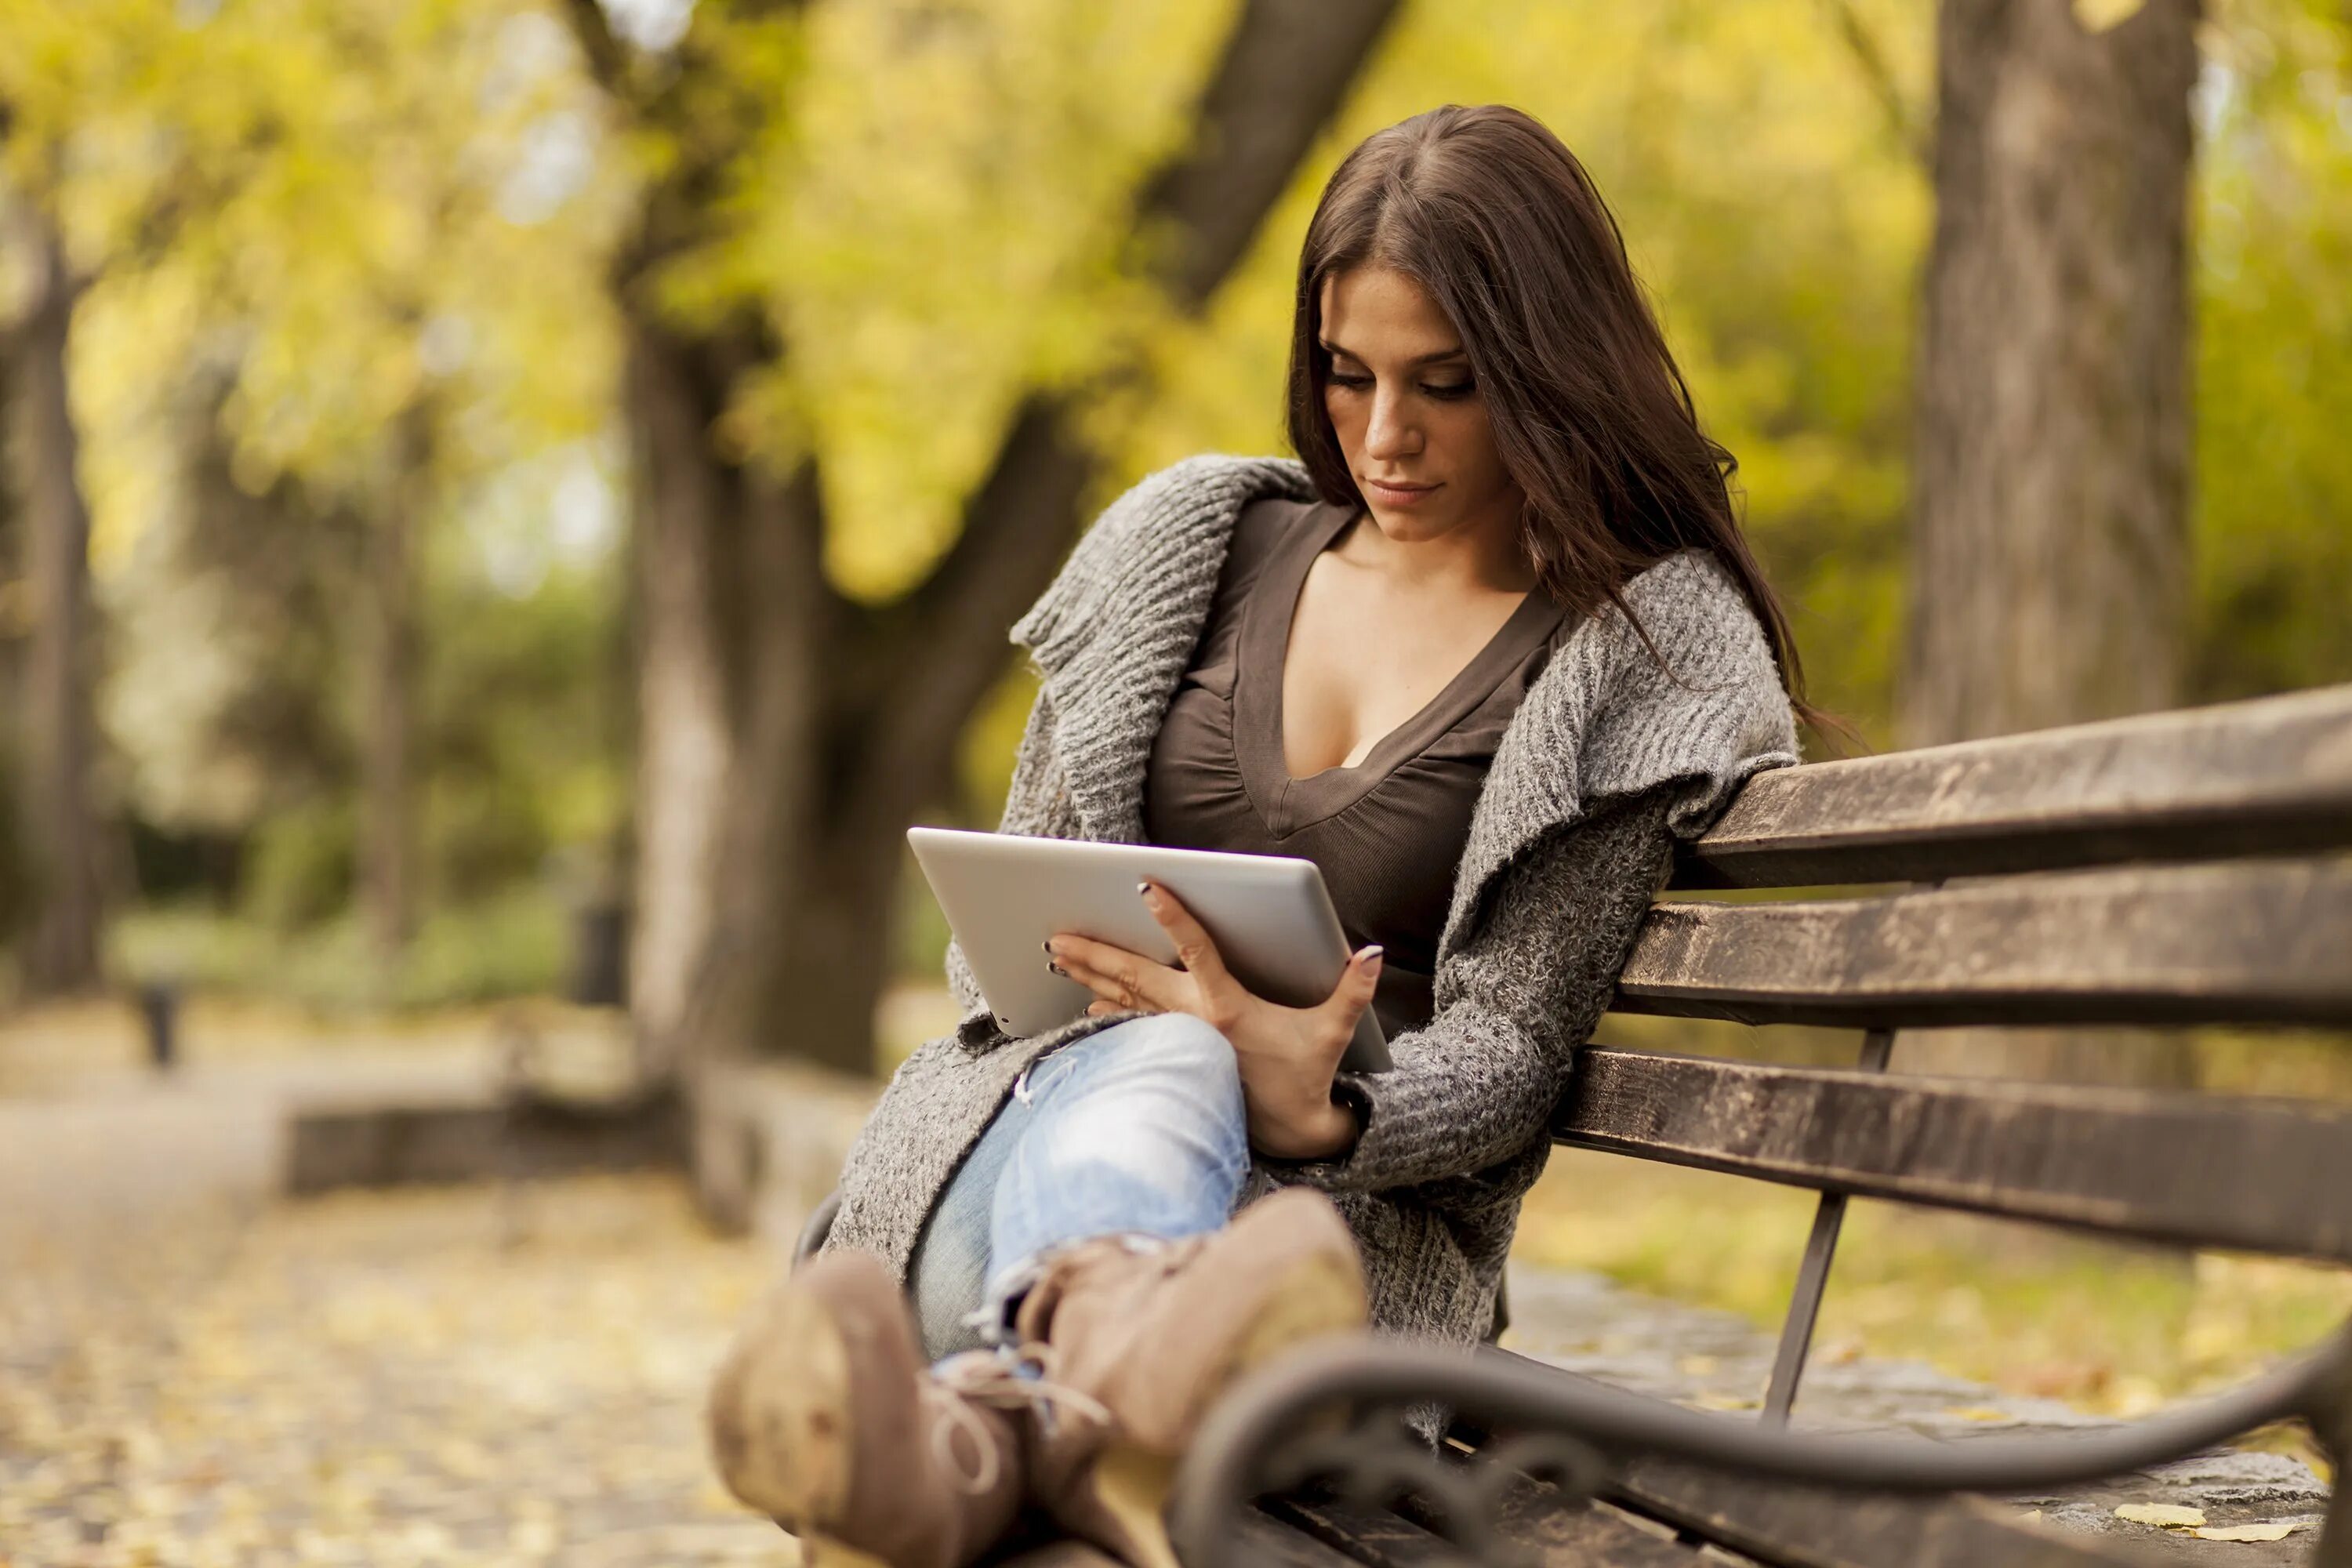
1261, 780, 1679, 1196
942, 676, 1082, 1025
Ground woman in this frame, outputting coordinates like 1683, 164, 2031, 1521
707, 103, 1812, 1568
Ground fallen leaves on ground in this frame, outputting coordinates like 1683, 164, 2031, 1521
2191, 1523, 2300, 1542
0, 1174, 793, 1566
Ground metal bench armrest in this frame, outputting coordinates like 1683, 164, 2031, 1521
1169, 1326, 2352, 1566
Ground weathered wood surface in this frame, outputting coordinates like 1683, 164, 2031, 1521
1615, 1459, 2158, 1568
1258, 1495, 1479, 1566
1555, 1047, 2352, 1261
1615, 858, 2352, 1029
1669, 684, 2352, 890
1232, 1506, 1375, 1567
1268, 1482, 1721, 1566
984, 1541, 1128, 1567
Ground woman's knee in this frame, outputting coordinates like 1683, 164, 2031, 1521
1138, 1009, 1236, 1067
1034, 1011, 1243, 1138
1113, 1012, 1243, 1107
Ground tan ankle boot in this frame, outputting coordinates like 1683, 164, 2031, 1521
705, 1250, 1025, 1568
1011, 1189, 1371, 1568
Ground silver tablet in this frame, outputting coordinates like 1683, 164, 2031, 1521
907, 826, 1391, 1073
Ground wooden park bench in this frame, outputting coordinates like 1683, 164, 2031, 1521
803, 683, 2352, 1567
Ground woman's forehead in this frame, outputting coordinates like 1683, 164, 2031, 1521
1319, 266, 1461, 359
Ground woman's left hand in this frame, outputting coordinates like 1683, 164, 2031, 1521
1045, 880, 1381, 1160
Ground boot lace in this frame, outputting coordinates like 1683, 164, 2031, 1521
921, 1344, 1112, 1497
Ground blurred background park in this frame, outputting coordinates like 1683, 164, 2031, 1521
2, 0, 2350, 1562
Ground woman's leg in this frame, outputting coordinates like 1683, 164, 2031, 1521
906, 1059, 1042, 1360
713, 1013, 1255, 1568
909, 1011, 1251, 1359
978, 1011, 1250, 1335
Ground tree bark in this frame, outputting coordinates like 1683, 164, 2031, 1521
1902, 0, 2200, 1095
6, 206, 103, 995
359, 398, 430, 971
1904, 0, 2198, 746
588, 0, 1401, 1076
0, 309, 20, 949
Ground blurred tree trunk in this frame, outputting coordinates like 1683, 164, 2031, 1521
5, 205, 103, 995
575, 0, 1400, 1077
0, 303, 20, 949
359, 398, 431, 973
1902, 0, 2199, 1091
620, 304, 836, 1071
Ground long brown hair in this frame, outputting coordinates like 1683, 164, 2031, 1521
1285, 103, 1837, 746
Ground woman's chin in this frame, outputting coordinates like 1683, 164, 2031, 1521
1363, 500, 1465, 543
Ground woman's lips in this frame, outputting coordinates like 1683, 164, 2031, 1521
1365, 477, 1441, 506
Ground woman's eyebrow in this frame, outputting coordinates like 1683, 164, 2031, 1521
1318, 339, 1469, 367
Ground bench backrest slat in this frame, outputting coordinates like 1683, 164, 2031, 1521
1671, 685, 2352, 891
1614, 858, 2352, 1030
1552, 1047, 2352, 1263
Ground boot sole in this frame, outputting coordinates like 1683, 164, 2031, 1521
708, 1282, 855, 1531
1089, 1444, 1181, 1568
1087, 1248, 1369, 1568
1220, 1247, 1368, 1392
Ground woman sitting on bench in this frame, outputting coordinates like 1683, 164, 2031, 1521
706, 102, 1815, 1568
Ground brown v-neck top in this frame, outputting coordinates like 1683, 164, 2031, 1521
1142, 495, 1577, 1040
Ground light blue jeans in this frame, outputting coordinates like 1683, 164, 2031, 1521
908, 1011, 1252, 1363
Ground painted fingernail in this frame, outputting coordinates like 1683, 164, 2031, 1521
1359, 945, 1384, 966
1136, 880, 1156, 900
1047, 961, 1066, 977
1041, 939, 1053, 953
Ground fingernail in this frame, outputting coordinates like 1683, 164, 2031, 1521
1137, 880, 1156, 902
1047, 961, 1065, 977
1359, 945, 1384, 967
1040, 939, 1053, 953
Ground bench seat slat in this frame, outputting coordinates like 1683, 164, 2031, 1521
1267, 1483, 1727, 1566
1554, 1047, 2352, 1261
1614, 1458, 2157, 1568
1615, 859, 2352, 1029
1232, 1508, 1374, 1567
1671, 684, 2352, 890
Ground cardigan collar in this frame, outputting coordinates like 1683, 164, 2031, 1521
1010, 454, 1316, 848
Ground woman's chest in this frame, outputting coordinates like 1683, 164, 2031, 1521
1282, 557, 1538, 776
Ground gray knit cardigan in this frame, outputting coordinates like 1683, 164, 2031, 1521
820, 453, 1799, 1356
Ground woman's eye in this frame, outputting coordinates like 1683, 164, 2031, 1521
1326, 372, 1472, 400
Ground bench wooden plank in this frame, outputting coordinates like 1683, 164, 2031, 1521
1472, 1475, 1737, 1566
1269, 1483, 1725, 1566
985, 1541, 1128, 1567
1555, 1047, 2352, 1261
1234, 1507, 1374, 1567
1671, 685, 2352, 890
1564, 1047, 2352, 1261
1259, 1494, 1479, 1566
1616, 1459, 2157, 1568
1614, 859, 2352, 1029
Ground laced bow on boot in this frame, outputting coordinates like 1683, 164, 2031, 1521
924, 1344, 1114, 1496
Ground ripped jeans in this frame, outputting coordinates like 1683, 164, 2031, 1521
906, 1011, 1253, 1363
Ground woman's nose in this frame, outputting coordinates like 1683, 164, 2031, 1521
1363, 387, 1420, 460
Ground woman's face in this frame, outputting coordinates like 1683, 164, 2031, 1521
1318, 264, 1521, 546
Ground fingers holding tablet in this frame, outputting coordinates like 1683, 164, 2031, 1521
1045, 928, 1179, 1016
